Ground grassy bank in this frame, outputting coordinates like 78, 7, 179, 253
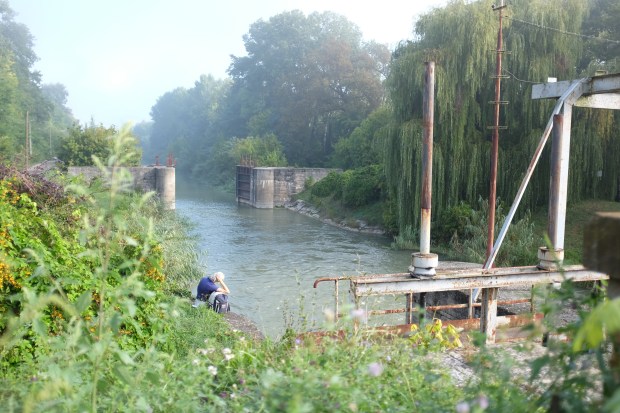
1, 133, 617, 411
531, 199, 620, 264
295, 181, 620, 266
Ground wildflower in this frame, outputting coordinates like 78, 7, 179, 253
324, 308, 335, 322
385, 355, 392, 362
295, 338, 302, 346
476, 395, 489, 410
222, 347, 235, 361
456, 401, 470, 413
351, 308, 367, 323
367, 362, 384, 377
208, 365, 218, 376
192, 359, 200, 366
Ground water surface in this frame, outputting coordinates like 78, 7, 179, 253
176, 181, 412, 337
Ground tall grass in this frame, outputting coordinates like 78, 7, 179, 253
448, 198, 537, 266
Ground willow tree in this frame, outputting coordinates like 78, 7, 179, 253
385, 0, 618, 234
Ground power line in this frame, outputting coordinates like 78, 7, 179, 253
503, 68, 539, 84
506, 16, 620, 44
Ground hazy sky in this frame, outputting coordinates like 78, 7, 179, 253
11, 0, 447, 127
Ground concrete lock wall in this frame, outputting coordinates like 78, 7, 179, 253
252, 168, 275, 209
67, 166, 176, 209
237, 166, 336, 208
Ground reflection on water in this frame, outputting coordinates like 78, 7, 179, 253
176, 180, 412, 338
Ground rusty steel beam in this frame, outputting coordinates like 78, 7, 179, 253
411, 62, 438, 277
351, 265, 607, 297
426, 298, 531, 311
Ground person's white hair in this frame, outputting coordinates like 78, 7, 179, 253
209, 272, 225, 282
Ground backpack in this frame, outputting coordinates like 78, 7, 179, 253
210, 293, 230, 313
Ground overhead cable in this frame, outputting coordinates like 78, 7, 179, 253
506, 16, 620, 44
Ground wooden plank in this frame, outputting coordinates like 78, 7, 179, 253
480, 288, 499, 343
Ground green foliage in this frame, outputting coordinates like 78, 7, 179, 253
231, 133, 287, 167
434, 202, 475, 243
331, 106, 390, 169
391, 225, 418, 250
147, 75, 230, 175
409, 318, 463, 351
341, 165, 385, 208
465, 277, 615, 412
227, 10, 389, 166
58, 123, 142, 167
310, 171, 344, 199
216, 310, 463, 413
0, 3, 75, 165
449, 198, 537, 266
574, 296, 620, 351
309, 166, 385, 209
385, 0, 620, 235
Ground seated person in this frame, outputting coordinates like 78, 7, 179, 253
194, 272, 230, 311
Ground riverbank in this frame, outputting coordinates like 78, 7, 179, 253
284, 199, 386, 235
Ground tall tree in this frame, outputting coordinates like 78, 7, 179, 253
0, 1, 74, 164
227, 10, 389, 166
385, 0, 618, 233
58, 123, 141, 167
148, 75, 229, 174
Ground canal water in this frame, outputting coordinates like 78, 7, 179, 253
176, 181, 413, 338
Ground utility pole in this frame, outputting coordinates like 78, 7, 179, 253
25, 110, 30, 170
487, 0, 508, 261
49, 117, 53, 158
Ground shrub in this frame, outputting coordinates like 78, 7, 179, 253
448, 198, 537, 266
434, 202, 474, 243
342, 165, 384, 207
311, 171, 343, 199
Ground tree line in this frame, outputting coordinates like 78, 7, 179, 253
1, 0, 618, 237
139, 0, 619, 235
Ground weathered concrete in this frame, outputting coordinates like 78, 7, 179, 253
67, 166, 176, 209
583, 211, 620, 392
236, 166, 337, 208
583, 212, 620, 296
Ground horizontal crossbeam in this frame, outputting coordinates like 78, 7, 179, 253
532, 74, 620, 101
351, 265, 607, 297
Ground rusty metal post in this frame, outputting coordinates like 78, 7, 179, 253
334, 280, 339, 322
539, 112, 570, 269
420, 61, 434, 255
480, 287, 499, 343
405, 293, 413, 324
411, 61, 439, 277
